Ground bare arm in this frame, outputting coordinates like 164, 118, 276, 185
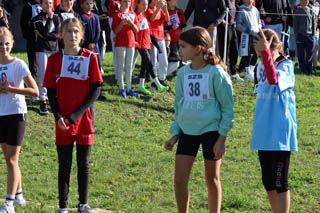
1, 74, 39, 97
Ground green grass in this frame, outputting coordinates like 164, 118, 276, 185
0, 52, 319, 212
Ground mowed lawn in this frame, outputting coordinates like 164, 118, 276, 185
0, 52, 319, 212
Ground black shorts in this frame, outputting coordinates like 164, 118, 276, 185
258, 151, 291, 193
0, 114, 26, 146
176, 131, 220, 160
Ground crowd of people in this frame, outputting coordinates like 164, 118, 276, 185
0, 0, 315, 212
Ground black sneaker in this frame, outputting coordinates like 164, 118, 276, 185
150, 82, 157, 90
39, 101, 49, 115
159, 80, 171, 91
98, 93, 107, 101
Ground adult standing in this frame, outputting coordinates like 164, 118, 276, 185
217, 0, 242, 81
184, 0, 226, 54
256, 0, 292, 37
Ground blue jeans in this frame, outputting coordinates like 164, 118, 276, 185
296, 34, 315, 75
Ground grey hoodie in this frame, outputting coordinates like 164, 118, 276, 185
236, 4, 262, 36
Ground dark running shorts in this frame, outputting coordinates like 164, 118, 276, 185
0, 114, 26, 146
176, 131, 220, 160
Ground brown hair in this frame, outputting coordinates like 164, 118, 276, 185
179, 26, 227, 71
0, 26, 14, 42
61, 18, 85, 45
262, 28, 283, 54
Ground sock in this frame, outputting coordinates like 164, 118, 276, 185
5, 194, 15, 206
15, 189, 23, 200
139, 78, 145, 88
153, 77, 161, 88
295, 57, 299, 64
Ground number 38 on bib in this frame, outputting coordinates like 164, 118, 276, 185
184, 73, 210, 101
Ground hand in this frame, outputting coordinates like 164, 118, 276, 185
265, 17, 272, 23
127, 17, 134, 25
58, 117, 70, 131
47, 10, 54, 19
121, 18, 128, 25
88, 43, 95, 51
0, 8, 3, 18
0, 81, 8, 93
164, 135, 179, 151
221, 20, 226, 25
282, 16, 287, 22
207, 24, 216, 33
162, 0, 167, 9
99, 14, 108, 20
213, 135, 226, 160
252, 29, 274, 53
172, 24, 179, 30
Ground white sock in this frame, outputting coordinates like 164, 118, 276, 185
153, 77, 161, 88
139, 78, 145, 88
295, 57, 299, 64
15, 189, 23, 200
5, 194, 15, 206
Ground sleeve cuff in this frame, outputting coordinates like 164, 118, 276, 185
218, 129, 228, 137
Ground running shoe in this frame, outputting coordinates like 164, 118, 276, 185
119, 89, 127, 98
138, 87, 151, 95
157, 85, 169, 92
39, 101, 49, 115
56, 208, 68, 213
126, 89, 140, 98
230, 74, 244, 81
78, 204, 95, 213
0, 203, 14, 213
13, 198, 25, 207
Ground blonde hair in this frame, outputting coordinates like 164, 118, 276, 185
61, 18, 84, 45
0, 26, 14, 42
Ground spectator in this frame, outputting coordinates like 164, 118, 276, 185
20, 0, 42, 80
184, 0, 226, 54
293, 0, 317, 75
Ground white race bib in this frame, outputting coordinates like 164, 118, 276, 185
239, 32, 249, 57
168, 12, 180, 26
122, 13, 135, 24
60, 12, 75, 21
139, 17, 149, 30
58, 52, 91, 82
184, 73, 210, 101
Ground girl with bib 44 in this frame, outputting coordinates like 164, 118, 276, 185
252, 29, 297, 213
164, 26, 234, 213
0, 27, 39, 213
43, 18, 103, 213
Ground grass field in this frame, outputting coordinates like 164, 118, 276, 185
0, 52, 319, 213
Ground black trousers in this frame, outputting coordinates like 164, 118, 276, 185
26, 39, 37, 78
138, 48, 156, 79
218, 24, 239, 75
56, 143, 92, 208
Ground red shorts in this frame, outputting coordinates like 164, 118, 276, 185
56, 134, 94, 145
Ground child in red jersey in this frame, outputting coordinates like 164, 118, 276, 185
165, 0, 186, 70
43, 18, 102, 213
145, 0, 170, 87
135, 0, 169, 95
112, 0, 139, 98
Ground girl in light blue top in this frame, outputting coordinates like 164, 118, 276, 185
252, 29, 297, 213
164, 26, 234, 213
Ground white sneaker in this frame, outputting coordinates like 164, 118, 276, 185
13, 198, 25, 207
244, 67, 254, 80
0, 203, 14, 213
56, 208, 68, 213
78, 204, 95, 213
230, 74, 244, 81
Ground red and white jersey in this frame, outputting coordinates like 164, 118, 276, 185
0, 58, 30, 116
112, 11, 138, 47
43, 48, 103, 137
135, 12, 151, 49
145, 7, 168, 40
167, 8, 186, 42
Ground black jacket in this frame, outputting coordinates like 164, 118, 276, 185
256, 0, 292, 26
184, 0, 226, 28
20, 0, 42, 40
31, 11, 61, 52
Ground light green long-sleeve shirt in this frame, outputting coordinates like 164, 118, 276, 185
170, 64, 234, 137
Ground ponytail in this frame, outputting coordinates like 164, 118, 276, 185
203, 48, 227, 71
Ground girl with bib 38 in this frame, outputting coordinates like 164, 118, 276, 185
43, 18, 102, 213
164, 26, 234, 213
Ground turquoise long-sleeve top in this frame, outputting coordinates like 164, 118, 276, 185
170, 64, 234, 137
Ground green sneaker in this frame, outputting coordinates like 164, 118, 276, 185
138, 87, 151, 95
158, 85, 169, 93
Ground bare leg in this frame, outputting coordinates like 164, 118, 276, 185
267, 190, 290, 213
204, 159, 222, 213
174, 155, 195, 213
1, 143, 21, 196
